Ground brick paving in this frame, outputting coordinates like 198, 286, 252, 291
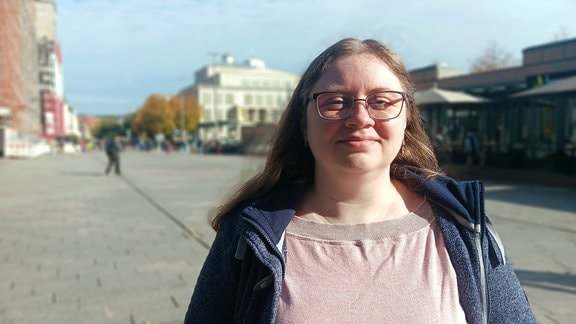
1, 150, 574, 323
0, 151, 262, 324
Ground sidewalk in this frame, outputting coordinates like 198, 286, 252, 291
442, 162, 576, 189
0, 151, 261, 324
0, 151, 573, 323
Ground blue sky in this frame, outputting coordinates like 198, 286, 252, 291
57, 0, 575, 116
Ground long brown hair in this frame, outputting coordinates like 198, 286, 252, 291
211, 38, 442, 230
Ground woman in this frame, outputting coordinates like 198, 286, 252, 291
185, 38, 535, 323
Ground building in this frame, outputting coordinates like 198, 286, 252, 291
78, 115, 100, 140
0, 0, 78, 158
36, 0, 76, 139
412, 38, 576, 97
0, 0, 40, 135
180, 54, 300, 147
411, 37, 576, 170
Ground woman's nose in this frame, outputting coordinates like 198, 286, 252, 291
344, 100, 375, 128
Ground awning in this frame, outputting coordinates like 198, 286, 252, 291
512, 75, 576, 98
0, 107, 11, 116
414, 87, 489, 105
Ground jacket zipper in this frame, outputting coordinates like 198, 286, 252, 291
474, 181, 488, 324
474, 230, 488, 324
242, 216, 286, 292
429, 181, 488, 324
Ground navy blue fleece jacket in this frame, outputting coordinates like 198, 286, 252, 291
185, 173, 536, 323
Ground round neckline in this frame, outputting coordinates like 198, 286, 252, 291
288, 199, 434, 241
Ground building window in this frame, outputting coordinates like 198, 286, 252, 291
259, 109, 267, 122
568, 99, 576, 142
266, 94, 274, 105
226, 93, 234, 104
202, 92, 212, 104
244, 94, 253, 105
255, 94, 263, 105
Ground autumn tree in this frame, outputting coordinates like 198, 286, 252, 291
132, 94, 176, 139
470, 41, 516, 73
167, 95, 202, 138
131, 94, 202, 140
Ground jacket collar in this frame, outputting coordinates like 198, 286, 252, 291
241, 184, 304, 245
240, 172, 484, 243
404, 169, 484, 229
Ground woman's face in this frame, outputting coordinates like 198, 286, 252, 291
304, 53, 407, 176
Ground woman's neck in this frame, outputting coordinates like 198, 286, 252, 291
298, 169, 418, 224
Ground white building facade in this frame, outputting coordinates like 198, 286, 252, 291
37, 0, 80, 140
181, 55, 300, 143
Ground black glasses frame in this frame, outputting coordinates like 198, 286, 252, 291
310, 91, 407, 120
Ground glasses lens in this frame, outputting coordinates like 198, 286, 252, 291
367, 92, 404, 119
314, 91, 405, 120
316, 93, 352, 119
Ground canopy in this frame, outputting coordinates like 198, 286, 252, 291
0, 107, 11, 116
414, 87, 488, 105
512, 75, 576, 98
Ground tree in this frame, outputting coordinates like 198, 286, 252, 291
92, 117, 125, 139
169, 95, 202, 137
553, 26, 570, 41
132, 94, 176, 139
130, 93, 202, 142
470, 42, 516, 73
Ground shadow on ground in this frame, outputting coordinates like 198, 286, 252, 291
516, 269, 576, 295
441, 163, 576, 213
60, 171, 105, 177
482, 186, 576, 214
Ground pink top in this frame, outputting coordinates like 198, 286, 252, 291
277, 201, 467, 323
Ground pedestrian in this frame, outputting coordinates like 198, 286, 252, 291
104, 136, 121, 175
184, 38, 535, 323
465, 128, 484, 174
433, 126, 449, 165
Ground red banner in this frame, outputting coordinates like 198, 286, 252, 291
43, 94, 64, 137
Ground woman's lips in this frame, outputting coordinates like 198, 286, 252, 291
338, 136, 378, 147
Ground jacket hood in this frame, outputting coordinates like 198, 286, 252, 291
240, 172, 484, 245
242, 184, 305, 246
411, 172, 484, 229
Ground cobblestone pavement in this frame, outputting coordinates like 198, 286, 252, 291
0, 151, 262, 324
0, 150, 574, 323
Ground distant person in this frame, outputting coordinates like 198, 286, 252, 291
104, 136, 121, 175
465, 128, 484, 174
432, 127, 449, 164
184, 38, 535, 323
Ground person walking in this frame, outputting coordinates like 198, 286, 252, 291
104, 136, 121, 175
465, 128, 484, 174
184, 38, 535, 323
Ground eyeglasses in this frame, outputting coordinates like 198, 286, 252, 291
311, 91, 406, 120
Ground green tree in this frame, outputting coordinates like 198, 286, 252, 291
93, 117, 124, 139
122, 113, 134, 132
